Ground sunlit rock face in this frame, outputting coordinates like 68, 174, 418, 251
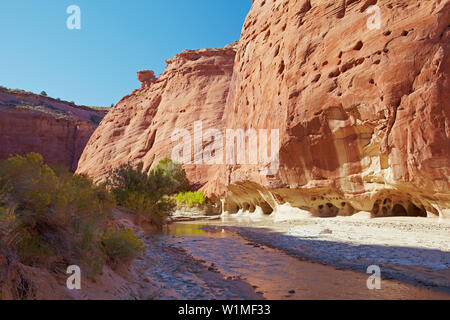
210, 0, 450, 218
0, 87, 106, 171
78, 0, 449, 218
76, 46, 236, 189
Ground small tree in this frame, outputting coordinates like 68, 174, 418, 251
106, 159, 190, 228
40, 91, 47, 97
152, 158, 190, 195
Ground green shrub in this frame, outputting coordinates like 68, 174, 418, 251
107, 162, 151, 203
40, 91, 47, 97
0, 153, 115, 268
152, 158, 190, 195
0, 153, 59, 214
107, 159, 188, 228
0, 154, 114, 219
75, 219, 97, 251
175, 191, 205, 207
0, 153, 160, 273
0, 188, 16, 239
122, 191, 175, 227
107, 158, 190, 198
15, 227, 53, 265
54, 170, 115, 219
99, 227, 146, 267
74, 219, 106, 276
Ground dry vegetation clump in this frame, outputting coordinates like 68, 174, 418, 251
0, 153, 145, 276
106, 158, 190, 229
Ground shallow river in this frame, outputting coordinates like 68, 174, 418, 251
160, 222, 450, 300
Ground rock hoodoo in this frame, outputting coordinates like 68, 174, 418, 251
137, 70, 157, 89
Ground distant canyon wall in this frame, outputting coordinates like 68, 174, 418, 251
0, 87, 106, 171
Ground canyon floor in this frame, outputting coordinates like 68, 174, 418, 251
60, 210, 450, 300
122, 210, 449, 300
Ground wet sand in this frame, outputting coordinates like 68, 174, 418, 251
160, 222, 450, 300
192, 213, 450, 295
134, 232, 264, 300
111, 211, 450, 300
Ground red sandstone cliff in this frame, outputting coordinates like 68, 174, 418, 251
77, 0, 450, 218
76, 46, 236, 187
217, 0, 450, 218
0, 87, 107, 171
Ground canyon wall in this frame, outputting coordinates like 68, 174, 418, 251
76, 46, 236, 188
0, 87, 106, 171
216, 0, 450, 218
78, 0, 450, 218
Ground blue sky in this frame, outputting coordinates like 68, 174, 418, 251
0, 1, 251, 106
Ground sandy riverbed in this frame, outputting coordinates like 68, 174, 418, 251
72, 210, 449, 299
199, 212, 450, 292
100, 211, 264, 300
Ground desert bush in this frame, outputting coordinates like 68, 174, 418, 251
0, 188, 17, 240
0, 153, 154, 273
0, 153, 59, 214
107, 159, 189, 198
107, 159, 188, 228
175, 191, 205, 207
73, 218, 106, 276
15, 227, 53, 265
75, 219, 97, 251
98, 227, 146, 267
107, 162, 151, 204
152, 158, 190, 195
55, 170, 115, 220
0, 154, 114, 220
0, 153, 115, 268
122, 191, 175, 227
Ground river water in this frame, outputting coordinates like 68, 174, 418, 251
160, 222, 450, 300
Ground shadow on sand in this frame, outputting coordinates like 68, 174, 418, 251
223, 226, 450, 294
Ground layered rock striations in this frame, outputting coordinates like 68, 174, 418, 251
0, 87, 106, 171
217, 0, 450, 218
76, 46, 236, 187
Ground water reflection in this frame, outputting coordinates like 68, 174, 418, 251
162, 224, 229, 238
161, 223, 450, 300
